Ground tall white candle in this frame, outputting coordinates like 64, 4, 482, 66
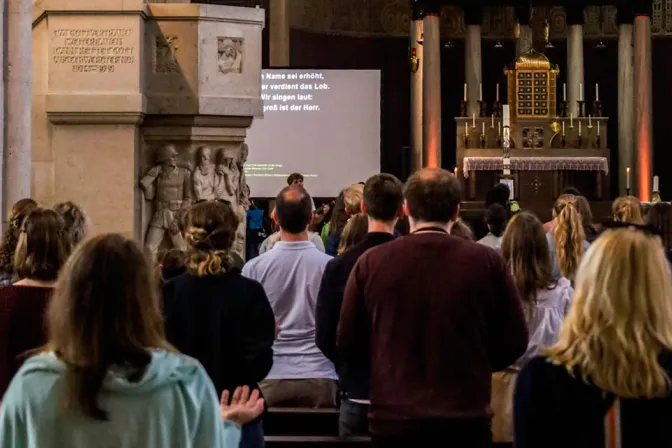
464, 83, 467, 101
491, 114, 495, 128
498, 121, 501, 136
626, 168, 631, 189
472, 113, 476, 128
654, 175, 660, 192
597, 121, 600, 136
570, 113, 573, 128
479, 84, 483, 101
502, 105, 510, 127
578, 121, 582, 136
482, 122, 485, 135
465, 121, 469, 136
563, 83, 567, 101
580, 83, 583, 101
562, 121, 565, 136
588, 115, 592, 127
596, 83, 599, 102
496, 83, 500, 102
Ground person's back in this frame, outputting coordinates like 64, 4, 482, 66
243, 185, 337, 407
0, 351, 240, 448
339, 169, 528, 446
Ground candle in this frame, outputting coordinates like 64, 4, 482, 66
479, 83, 483, 101
482, 122, 485, 135
596, 83, 599, 102
464, 84, 467, 101
496, 83, 500, 102
578, 121, 582, 136
580, 83, 583, 101
562, 121, 565, 136
454, 167, 458, 177
465, 121, 469, 136
654, 175, 660, 192
597, 121, 600, 136
588, 115, 592, 127
563, 83, 567, 101
491, 114, 495, 128
570, 113, 573, 128
626, 167, 631, 189
472, 113, 476, 128
498, 121, 501, 136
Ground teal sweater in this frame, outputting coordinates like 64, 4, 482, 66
0, 350, 241, 448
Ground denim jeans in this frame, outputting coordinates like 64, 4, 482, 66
339, 399, 369, 439
240, 419, 264, 448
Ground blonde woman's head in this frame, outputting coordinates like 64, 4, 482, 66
612, 196, 644, 225
337, 214, 368, 255
343, 184, 364, 216
552, 194, 585, 280
548, 227, 672, 398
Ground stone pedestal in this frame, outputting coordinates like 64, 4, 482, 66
32, 1, 264, 254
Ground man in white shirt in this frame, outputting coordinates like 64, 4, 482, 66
243, 185, 337, 407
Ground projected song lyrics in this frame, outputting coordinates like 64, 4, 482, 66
261, 71, 329, 113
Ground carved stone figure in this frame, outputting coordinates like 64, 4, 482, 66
155, 35, 179, 73
217, 37, 243, 74
215, 154, 237, 205
232, 143, 251, 256
140, 144, 192, 255
193, 146, 221, 201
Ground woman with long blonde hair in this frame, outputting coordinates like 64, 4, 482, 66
514, 226, 672, 448
0, 233, 264, 447
162, 200, 275, 448
547, 194, 589, 282
612, 195, 644, 225
491, 212, 573, 443
337, 213, 369, 255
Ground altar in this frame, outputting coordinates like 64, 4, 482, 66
455, 51, 611, 218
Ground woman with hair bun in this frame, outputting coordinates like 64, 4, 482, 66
612, 195, 644, 225
0, 198, 37, 286
162, 200, 275, 448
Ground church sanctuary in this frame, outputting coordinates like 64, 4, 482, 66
0, 0, 671, 447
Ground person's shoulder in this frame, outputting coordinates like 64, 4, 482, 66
519, 356, 563, 385
2, 353, 64, 409
242, 251, 271, 274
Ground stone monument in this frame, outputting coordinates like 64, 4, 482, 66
31, 1, 264, 256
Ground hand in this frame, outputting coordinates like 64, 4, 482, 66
220, 386, 264, 426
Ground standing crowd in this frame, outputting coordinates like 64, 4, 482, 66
0, 168, 671, 448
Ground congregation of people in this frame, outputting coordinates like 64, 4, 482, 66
0, 168, 671, 447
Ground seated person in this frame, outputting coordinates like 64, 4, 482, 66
243, 185, 337, 408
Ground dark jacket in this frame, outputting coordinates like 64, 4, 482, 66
0, 286, 53, 398
162, 270, 275, 396
338, 232, 528, 435
326, 232, 341, 257
315, 232, 395, 399
515, 355, 672, 448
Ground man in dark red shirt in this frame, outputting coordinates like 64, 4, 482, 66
338, 168, 528, 447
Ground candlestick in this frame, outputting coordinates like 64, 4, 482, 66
596, 83, 599, 102
498, 121, 501, 136
491, 114, 494, 128
588, 115, 592, 128
496, 83, 500, 102
479, 83, 483, 101
626, 167, 631, 190
570, 113, 573, 128
464, 83, 467, 102
472, 113, 476, 128
563, 83, 567, 101
580, 83, 583, 101
654, 175, 659, 192
465, 121, 469, 136
482, 122, 485, 135
578, 121, 582, 136
562, 121, 565, 136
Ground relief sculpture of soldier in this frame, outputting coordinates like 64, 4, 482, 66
140, 144, 192, 255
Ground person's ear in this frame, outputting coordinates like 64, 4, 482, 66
360, 199, 367, 216
271, 208, 278, 225
403, 200, 411, 218
452, 204, 461, 222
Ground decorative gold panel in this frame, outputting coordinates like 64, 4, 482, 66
507, 51, 558, 119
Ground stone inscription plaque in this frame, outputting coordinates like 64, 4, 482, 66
52, 28, 135, 73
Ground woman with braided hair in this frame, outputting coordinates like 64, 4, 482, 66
0, 198, 37, 286
546, 194, 590, 284
162, 200, 275, 448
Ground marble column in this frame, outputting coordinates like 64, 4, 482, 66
566, 7, 585, 117
6, 0, 32, 219
270, 0, 290, 67
409, 3, 424, 174
634, 11, 653, 201
464, 7, 482, 117
422, 5, 441, 168
0, 0, 5, 223
617, 8, 635, 197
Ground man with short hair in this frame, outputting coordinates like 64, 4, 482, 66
243, 185, 337, 407
287, 172, 316, 211
316, 173, 404, 438
338, 168, 528, 447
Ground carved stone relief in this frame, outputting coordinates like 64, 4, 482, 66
155, 35, 179, 73
141, 142, 251, 258
217, 37, 243, 74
